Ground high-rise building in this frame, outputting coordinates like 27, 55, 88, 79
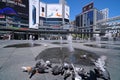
75, 2, 107, 38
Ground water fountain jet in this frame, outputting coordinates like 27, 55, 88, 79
67, 34, 74, 52
29, 35, 34, 47
95, 34, 101, 47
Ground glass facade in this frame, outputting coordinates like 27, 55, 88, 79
76, 10, 94, 28
80, 15, 83, 26
83, 13, 87, 26
75, 8, 106, 38
45, 18, 62, 26
96, 10, 104, 21
75, 16, 80, 27
83, 11, 94, 27
75, 9, 105, 28
87, 11, 93, 25
44, 18, 69, 26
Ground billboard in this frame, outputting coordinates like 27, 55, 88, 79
29, 0, 39, 29
47, 4, 62, 18
64, 5, 70, 19
40, 2, 46, 17
15, 0, 29, 17
82, 2, 94, 12
0, 0, 29, 18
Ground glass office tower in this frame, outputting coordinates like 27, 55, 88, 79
75, 2, 105, 38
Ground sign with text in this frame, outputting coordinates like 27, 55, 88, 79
82, 2, 94, 12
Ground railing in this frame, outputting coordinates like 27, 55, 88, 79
97, 16, 120, 23
0, 20, 29, 27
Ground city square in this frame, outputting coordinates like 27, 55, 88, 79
0, 39, 120, 80
0, 0, 120, 80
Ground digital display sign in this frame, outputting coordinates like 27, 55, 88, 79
14, 0, 29, 17
0, 0, 29, 18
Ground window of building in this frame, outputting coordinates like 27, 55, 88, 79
87, 11, 93, 25
80, 15, 83, 27
42, 7, 44, 12
97, 11, 104, 21
76, 16, 80, 27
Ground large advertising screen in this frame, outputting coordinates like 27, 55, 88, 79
0, 0, 29, 18
29, 0, 39, 29
15, 0, 29, 17
64, 5, 70, 19
47, 4, 62, 18
40, 2, 46, 17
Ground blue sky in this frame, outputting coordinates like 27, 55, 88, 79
42, 0, 120, 21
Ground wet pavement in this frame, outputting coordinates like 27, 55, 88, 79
0, 40, 120, 80
0, 40, 66, 80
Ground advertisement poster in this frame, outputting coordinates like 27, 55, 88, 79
40, 2, 46, 17
47, 4, 62, 18
29, 0, 39, 29
64, 5, 70, 19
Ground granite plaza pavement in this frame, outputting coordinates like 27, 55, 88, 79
0, 40, 120, 80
